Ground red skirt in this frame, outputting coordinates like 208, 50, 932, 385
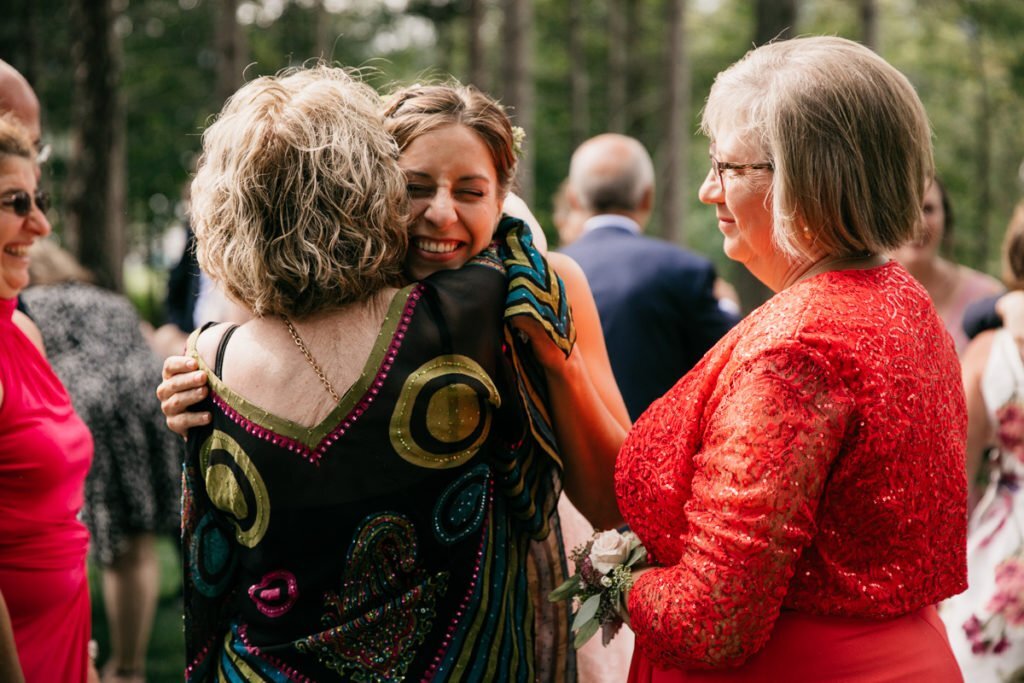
627, 606, 962, 683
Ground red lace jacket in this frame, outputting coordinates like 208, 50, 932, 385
616, 261, 967, 670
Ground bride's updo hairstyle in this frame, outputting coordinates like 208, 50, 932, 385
382, 83, 519, 195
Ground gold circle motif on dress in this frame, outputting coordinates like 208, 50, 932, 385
390, 354, 501, 469
199, 429, 270, 548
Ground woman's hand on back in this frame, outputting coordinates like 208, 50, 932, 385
156, 355, 211, 437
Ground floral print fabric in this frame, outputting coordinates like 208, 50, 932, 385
942, 328, 1024, 680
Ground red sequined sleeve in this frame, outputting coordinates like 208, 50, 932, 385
625, 341, 854, 670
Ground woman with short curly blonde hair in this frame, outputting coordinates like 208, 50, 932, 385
190, 65, 408, 318
176, 66, 628, 683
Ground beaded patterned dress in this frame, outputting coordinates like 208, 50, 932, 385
182, 222, 576, 682
616, 262, 968, 681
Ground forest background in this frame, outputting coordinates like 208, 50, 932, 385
2, 0, 1024, 315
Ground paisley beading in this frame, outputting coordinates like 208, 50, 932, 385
293, 513, 447, 681
433, 463, 490, 545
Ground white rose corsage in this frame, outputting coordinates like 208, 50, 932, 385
548, 529, 647, 647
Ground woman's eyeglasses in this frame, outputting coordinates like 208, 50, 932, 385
709, 155, 774, 188
0, 189, 51, 217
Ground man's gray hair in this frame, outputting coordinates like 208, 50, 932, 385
569, 134, 654, 214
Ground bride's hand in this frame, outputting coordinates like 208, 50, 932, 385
156, 355, 211, 437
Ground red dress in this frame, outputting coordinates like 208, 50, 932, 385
0, 297, 93, 682
616, 262, 967, 681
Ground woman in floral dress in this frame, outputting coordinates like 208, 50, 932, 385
944, 200, 1024, 680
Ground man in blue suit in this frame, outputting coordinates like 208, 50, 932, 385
560, 134, 739, 420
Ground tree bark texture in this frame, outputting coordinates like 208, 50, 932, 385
607, 0, 627, 133
568, 0, 588, 147
67, 0, 124, 291
860, 0, 879, 51
501, 0, 535, 204
657, 0, 689, 243
467, 0, 487, 90
215, 0, 246, 108
728, 0, 799, 312
754, 0, 796, 45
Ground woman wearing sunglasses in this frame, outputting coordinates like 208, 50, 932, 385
0, 113, 98, 683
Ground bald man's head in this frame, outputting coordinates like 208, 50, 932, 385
568, 133, 655, 224
0, 60, 42, 149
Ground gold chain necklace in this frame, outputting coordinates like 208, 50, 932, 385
280, 315, 340, 403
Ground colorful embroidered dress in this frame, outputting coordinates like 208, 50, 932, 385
0, 296, 94, 682
182, 221, 575, 682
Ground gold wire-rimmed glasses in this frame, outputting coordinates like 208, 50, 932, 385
709, 155, 774, 188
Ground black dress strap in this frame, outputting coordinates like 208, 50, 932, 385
214, 324, 240, 376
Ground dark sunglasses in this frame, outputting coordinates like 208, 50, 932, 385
0, 189, 50, 217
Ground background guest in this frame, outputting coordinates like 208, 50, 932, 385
0, 59, 47, 323
942, 200, 1024, 680
24, 239, 182, 683
0, 113, 97, 683
552, 179, 587, 247
617, 37, 966, 681
560, 133, 739, 421
894, 176, 1003, 354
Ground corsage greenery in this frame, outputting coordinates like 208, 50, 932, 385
549, 529, 647, 647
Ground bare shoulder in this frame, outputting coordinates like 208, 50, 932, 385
961, 265, 1005, 297
3, 311, 45, 409
193, 321, 245, 374
962, 329, 997, 378
547, 252, 589, 290
11, 310, 45, 357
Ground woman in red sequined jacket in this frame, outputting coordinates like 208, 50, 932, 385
616, 37, 967, 682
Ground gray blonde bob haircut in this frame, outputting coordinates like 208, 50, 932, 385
190, 65, 409, 318
701, 36, 934, 259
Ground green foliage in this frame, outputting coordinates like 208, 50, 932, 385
7, 0, 1024, 307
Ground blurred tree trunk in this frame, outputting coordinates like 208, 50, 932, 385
66, 0, 124, 291
729, 0, 799, 312
215, 0, 246, 107
501, 0, 535, 204
967, 20, 991, 264
859, 0, 878, 51
754, 0, 796, 43
3, 2, 39, 88
467, 0, 487, 90
568, 0, 588, 147
435, 20, 454, 76
607, 0, 627, 132
315, 0, 332, 61
657, 0, 689, 243
624, 0, 639, 134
